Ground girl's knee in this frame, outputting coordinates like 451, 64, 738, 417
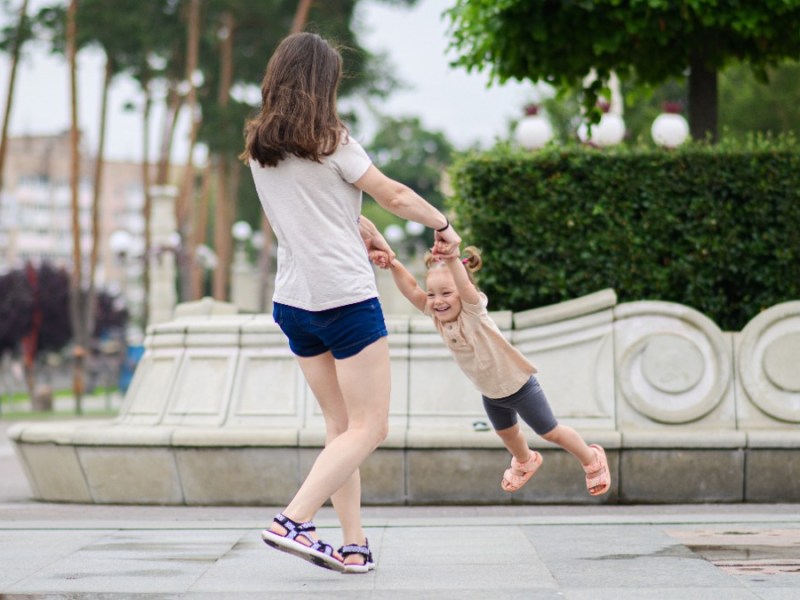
541, 425, 561, 443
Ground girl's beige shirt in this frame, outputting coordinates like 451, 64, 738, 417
426, 293, 537, 399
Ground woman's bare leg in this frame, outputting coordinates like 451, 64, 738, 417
272, 337, 390, 529
292, 350, 368, 565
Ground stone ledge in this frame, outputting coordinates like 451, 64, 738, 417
514, 288, 617, 329
746, 430, 800, 448
621, 430, 747, 449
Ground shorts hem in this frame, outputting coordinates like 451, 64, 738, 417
331, 329, 387, 360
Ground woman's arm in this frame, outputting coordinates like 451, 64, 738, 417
354, 165, 461, 251
358, 215, 395, 260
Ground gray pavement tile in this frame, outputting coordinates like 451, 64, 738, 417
374, 524, 556, 591
0, 531, 114, 591
189, 530, 375, 593
525, 524, 737, 589
4, 530, 242, 595
562, 588, 760, 600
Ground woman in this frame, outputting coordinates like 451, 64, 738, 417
240, 32, 460, 574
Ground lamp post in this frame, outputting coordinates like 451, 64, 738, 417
515, 104, 554, 150
651, 102, 690, 148
230, 221, 260, 312
148, 186, 179, 327
108, 228, 145, 341
577, 101, 626, 147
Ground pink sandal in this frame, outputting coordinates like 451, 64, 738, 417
501, 451, 543, 492
583, 444, 611, 496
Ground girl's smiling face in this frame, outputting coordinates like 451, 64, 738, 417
425, 267, 462, 323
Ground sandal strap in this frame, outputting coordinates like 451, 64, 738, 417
338, 539, 373, 561
273, 512, 316, 541
310, 539, 336, 557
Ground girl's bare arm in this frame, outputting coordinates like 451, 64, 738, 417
388, 259, 427, 312
442, 255, 481, 305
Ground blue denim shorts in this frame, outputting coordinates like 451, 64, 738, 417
272, 298, 388, 360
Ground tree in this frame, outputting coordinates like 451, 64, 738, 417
0, 0, 31, 205
0, 269, 33, 359
719, 61, 800, 137
362, 115, 453, 239
446, 0, 800, 142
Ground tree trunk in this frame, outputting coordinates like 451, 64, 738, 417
86, 56, 113, 343
0, 0, 30, 205
212, 11, 235, 301
190, 161, 212, 299
155, 84, 184, 186
177, 0, 202, 303
688, 50, 718, 143
291, 0, 313, 33
141, 75, 152, 328
66, 0, 85, 414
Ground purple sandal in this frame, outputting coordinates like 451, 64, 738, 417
338, 539, 375, 574
261, 513, 344, 572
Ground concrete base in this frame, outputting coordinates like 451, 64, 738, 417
10, 423, 800, 505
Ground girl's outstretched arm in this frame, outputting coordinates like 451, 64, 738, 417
388, 258, 427, 312
442, 254, 481, 305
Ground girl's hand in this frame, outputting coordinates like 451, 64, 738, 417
369, 249, 393, 269
432, 245, 460, 262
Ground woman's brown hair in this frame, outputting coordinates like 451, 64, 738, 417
240, 32, 347, 167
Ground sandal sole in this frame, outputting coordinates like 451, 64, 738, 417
261, 529, 345, 572
343, 562, 375, 574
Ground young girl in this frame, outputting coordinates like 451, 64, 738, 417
372, 246, 611, 496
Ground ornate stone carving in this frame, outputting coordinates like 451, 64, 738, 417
615, 302, 731, 424
738, 301, 800, 423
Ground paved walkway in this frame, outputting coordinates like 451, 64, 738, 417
1, 421, 798, 599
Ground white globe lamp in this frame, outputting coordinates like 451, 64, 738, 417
651, 102, 690, 148
577, 101, 626, 147
514, 104, 554, 150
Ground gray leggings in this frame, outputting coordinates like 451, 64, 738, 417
482, 376, 558, 435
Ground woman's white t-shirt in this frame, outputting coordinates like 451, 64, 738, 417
248, 136, 375, 311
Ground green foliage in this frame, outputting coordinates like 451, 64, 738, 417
720, 61, 800, 138
448, 138, 800, 331
447, 0, 800, 122
362, 115, 454, 238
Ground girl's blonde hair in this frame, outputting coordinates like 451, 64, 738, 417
424, 246, 483, 287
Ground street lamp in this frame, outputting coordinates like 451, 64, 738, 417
515, 104, 554, 150
651, 102, 690, 149
577, 103, 626, 147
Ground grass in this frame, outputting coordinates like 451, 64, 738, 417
0, 386, 122, 420
0, 409, 119, 420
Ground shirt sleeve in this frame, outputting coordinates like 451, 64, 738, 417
330, 136, 372, 183
460, 292, 489, 317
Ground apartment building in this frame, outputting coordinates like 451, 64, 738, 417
0, 131, 150, 312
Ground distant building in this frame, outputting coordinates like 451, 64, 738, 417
0, 131, 154, 322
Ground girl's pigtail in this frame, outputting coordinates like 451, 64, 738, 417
462, 246, 483, 273
423, 250, 437, 270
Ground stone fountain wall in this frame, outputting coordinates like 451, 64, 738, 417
9, 291, 800, 505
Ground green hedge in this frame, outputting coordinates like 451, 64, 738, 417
448, 138, 800, 331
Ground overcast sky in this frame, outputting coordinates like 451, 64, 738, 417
0, 0, 542, 163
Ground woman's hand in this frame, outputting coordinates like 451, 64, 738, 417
433, 224, 461, 258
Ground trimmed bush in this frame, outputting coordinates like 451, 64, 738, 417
448, 138, 800, 331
